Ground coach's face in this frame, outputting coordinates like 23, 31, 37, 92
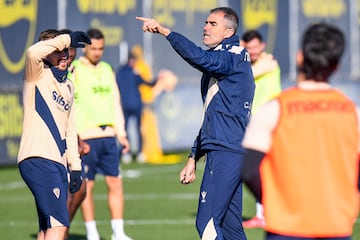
203, 11, 234, 48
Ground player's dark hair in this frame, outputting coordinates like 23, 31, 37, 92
300, 22, 344, 82
38, 29, 60, 41
87, 28, 104, 39
210, 7, 239, 34
128, 52, 137, 61
241, 30, 263, 43
59, 28, 73, 35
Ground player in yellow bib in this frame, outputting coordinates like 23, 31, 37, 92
240, 29, 281, 228
70, 28, 132, 240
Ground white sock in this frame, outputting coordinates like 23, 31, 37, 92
111, 219, 125, 236
85, 220, 99, 237
255, 202, 264, 219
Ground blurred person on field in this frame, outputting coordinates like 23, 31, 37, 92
241, 30, 281, 113
241, 22, 360, 240
70, 28, 132, 240
116, 52, 177, 164
130, 45, 168, 163
240, 29, 281, 229
18, 29, 90, 240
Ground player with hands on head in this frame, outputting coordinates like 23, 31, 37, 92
17, 29, 90, 240
137, 7, 254, 240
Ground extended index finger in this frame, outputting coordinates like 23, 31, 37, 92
136, 16, 151, 22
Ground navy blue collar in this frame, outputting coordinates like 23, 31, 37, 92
51, 67, 68, 83
222, 35, 240, 45
210, 35, 240, 51
44, 60, 68, 83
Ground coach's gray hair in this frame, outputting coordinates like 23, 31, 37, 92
210, 7, 239, 34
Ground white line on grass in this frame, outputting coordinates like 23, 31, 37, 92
0, 193, 198, 203
2, 217, 360, 228
0, 165, 188, 190
1, 218, 195, 227
0, 180, 25, 190
74, 219, 196, 226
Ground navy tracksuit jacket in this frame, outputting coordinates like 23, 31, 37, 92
166, 32, 254, 240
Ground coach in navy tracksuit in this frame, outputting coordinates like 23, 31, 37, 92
137, 7, 254, 240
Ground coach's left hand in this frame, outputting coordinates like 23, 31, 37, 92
180, 157, 196, 184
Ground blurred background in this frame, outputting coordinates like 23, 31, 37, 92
1, 0, 360, 166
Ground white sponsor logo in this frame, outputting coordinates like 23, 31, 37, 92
201, 191, 207, 203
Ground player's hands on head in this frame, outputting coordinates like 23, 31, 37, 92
69, 170, 83, 193
70, 31, 91, 48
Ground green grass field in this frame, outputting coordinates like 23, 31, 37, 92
0, 158, 359, 240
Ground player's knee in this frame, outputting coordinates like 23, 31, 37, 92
80, 181, 86, 195
79, 187, 86, 201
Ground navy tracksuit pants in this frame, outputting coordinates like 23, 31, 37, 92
196, 150, 247, 240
